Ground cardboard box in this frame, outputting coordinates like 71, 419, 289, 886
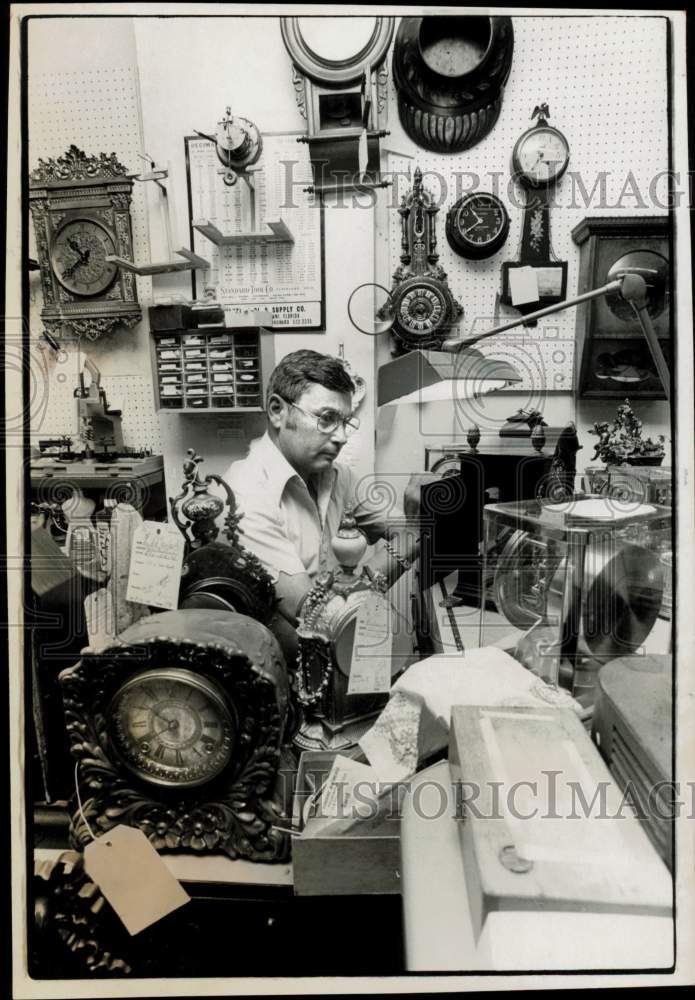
291, 751, 403, 896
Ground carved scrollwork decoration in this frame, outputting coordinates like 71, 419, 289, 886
290, 65, 307, 119
34, 852, 133, 975
30, 145, 129, 184
379, 166, 463, 354
60, 616, 291, 864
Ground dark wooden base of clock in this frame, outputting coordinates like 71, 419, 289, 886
500, 261, 568, 323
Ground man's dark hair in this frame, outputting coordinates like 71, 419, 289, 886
265, 350, 355, 405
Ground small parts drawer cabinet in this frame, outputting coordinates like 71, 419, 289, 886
152, 326, 273, 413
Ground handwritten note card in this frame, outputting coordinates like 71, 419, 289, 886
126, 521, 185, 611
348, 593, 393, 695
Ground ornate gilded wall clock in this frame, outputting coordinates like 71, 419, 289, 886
60, 609, 291, 863
29, 145, 141, 341
501, 105, 570, 319
381, 166, 463, 354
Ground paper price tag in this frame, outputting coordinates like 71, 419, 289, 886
84, 825, 190, 936
509, 266, 540, 306
348, 593, 393, 695
84, 588, 115, 650
125, 520, 185, 611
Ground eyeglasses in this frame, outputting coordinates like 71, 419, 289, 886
278, 396, 360, 437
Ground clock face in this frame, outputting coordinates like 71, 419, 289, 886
50, 218, 119, 296
447, 192, 510, 259
108, 668, 236, 788
396, 281, 448, 337
514, 125, 570, 186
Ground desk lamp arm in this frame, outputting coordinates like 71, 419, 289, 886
442, 274, 670, 401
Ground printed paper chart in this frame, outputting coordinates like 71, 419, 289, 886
186, 132, 323, 329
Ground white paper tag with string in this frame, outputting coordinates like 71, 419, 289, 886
125, 520, 185, 610
348, 592, 393, 695
84, 825, 190, 936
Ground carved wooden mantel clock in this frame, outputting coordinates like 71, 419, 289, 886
381, 166, 463, 354
29, 145, 141, 341
501, 105, 570, 319
59, 451, 291, 864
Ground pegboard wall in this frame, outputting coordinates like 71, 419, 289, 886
31, 341, 163, 452
27, 20, 161, 452
25, 14, 672, 481
378, 15, 669, 394
28, 60, 151, 284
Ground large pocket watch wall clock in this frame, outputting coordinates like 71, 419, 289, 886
393, 15, 514, 153
500, 105, 570, 320
380, 166, 463, 354
59, 609, 291, 863
29, 145, 141, 342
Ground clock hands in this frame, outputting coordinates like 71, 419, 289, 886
61, 259, 83, 279
61, 238, 92, 279
462, 218, 483, 237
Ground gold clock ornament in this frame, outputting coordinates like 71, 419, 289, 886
29, 145, 141, 341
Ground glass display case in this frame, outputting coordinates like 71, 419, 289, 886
583, 464, 673, 508
480, 495, 672, 704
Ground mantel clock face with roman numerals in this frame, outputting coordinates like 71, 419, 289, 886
108, 668, 236, 788
501, 105, 570, 319
29, 145, 141, 341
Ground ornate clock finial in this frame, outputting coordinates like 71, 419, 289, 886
330, 503, 368, 585
532, 103, 550, 123
170, 448, 243, 549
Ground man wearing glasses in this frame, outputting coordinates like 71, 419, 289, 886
224, 349, 429, 633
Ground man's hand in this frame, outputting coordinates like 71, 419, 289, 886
403, 472, 441, 522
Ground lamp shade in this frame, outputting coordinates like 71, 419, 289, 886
377, 348, 521, 406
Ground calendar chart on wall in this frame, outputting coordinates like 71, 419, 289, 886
185, 132, 324, 329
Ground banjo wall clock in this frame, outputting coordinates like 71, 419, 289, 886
29, 145, 142, 341
500, 105, 570, 320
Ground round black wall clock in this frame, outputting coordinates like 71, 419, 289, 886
446, 192, 510, 259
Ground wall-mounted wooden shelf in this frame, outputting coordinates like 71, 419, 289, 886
193, 219, 294, 246
107, 248, 210, 276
